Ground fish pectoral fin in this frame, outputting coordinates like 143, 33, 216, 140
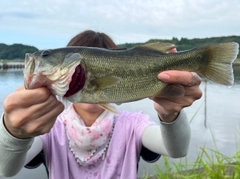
153, 84, 185, 97
91, 76, 121, 89
136, 42, 176, 53
99, 103, 119, 116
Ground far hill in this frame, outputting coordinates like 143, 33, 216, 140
0, 36, 239, 60
118, 35, 240, 58
0, 43, 38, 60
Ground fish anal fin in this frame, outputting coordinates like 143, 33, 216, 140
137, 42, 176, 53
99, 103, 119, 116
91, 76, 121, 89
153, 84, 185, 97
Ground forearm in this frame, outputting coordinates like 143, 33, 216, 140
142, 110, 191, 158
0, 114, 42, 177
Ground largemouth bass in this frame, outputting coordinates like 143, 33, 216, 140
24, 42, 239, 113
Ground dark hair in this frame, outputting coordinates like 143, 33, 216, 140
67, 30, 117, 49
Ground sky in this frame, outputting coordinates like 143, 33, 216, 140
0, 0, 239, 50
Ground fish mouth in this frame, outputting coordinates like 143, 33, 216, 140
24, 52, 85, 97
24, 53, 48, 89
64, 64, 86, 97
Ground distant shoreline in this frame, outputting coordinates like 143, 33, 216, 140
1, 61, 240, 70
0, 62, 25, 69
233, 62, 240, 66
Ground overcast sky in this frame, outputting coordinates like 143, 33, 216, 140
0, 0, 239, 49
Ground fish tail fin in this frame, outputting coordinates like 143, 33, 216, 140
200, 42, 239, 86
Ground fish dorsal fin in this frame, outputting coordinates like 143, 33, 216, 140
136, 42, 176, 53
91, 76, 121, 89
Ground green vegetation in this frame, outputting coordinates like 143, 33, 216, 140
118, 35, 240, 59
140, 130, 240, 179
1, 36, 239, 60
142, 149, 240, 179
0, 43, 38, 60
140, 104, 240, 179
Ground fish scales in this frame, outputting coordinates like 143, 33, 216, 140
66, 48, 207, 103
24, 42, 239, 113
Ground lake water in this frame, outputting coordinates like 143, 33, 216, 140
0, 67, 240, 178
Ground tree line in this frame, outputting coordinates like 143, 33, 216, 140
1, 35, 240, 60
0, 43, 38, 60
118, 35, 240, 58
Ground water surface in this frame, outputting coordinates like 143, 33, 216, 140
0, 68, 240, 178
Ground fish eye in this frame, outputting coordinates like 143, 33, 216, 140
41, 50, 51, 57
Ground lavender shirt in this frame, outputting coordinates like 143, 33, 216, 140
40, 111, 155, 179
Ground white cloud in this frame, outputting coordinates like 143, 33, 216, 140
0, 0, 239, 49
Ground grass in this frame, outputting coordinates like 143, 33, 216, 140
140, 137, 240, 179
140, 100, 240, 179
143, 149, 240, 179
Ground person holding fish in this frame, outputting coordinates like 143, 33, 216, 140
0, 30, 237, 179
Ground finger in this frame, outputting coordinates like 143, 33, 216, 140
23, 95, 63, 120
16, 85, 25, 91
24, 102, 64, 136
189, 72, 202, 87
158, 70, 201, 86
5, 95, 60, 125
36, 102, 64, 134
183, 86, 203, 101
153, 94, 196, 112
153, 97, 183, 114
5, 98, 64, 138
7, 87, 52, 108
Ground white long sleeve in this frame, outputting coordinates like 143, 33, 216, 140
0, 114, 43, 177
142, 110, 190, 158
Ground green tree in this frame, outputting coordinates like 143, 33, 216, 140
0, 43, 38, 60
